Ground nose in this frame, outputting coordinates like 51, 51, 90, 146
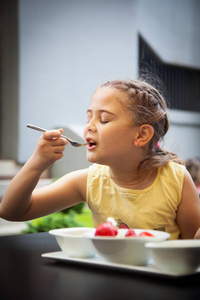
85, 119, 97, 133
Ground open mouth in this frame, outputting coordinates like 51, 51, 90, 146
86, 138, 97, 148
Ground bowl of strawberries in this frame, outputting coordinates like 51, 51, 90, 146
84, 218, 170, 266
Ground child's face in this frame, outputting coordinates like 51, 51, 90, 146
83, 87, 138, 167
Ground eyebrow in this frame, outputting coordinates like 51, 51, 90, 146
86, 109, 115, 115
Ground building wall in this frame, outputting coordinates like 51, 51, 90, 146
18, 0, 138, 163
137, 0, 200, 68
166, 110, 200, 160
1, 0, 200, 174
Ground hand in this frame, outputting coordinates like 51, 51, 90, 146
31, 128, 68, 172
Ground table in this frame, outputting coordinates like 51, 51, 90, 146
0, 233, 200, 300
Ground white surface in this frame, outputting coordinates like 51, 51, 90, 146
49, 227, 96, 258
0, 178, 52, 236
42, 251, 200, 278
84, 229, 170, 266
146, 240, 200, 274
0, 218, 27, 236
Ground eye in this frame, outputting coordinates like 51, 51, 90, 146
100, 119, 109, 124
100, 113, 111, 124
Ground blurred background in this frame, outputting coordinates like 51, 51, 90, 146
0, 0, 200, 234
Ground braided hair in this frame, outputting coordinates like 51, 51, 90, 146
101, 79, 184, 174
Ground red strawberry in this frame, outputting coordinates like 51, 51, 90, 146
95, 222, 118, 236
138, 231, 155, 237
125, 228, 137, 237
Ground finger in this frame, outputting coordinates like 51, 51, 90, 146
43, 129, 63, 140
48, 152, 64, 163
54, 145, 66, 153
55, 152, 64, 160
47, 137, 68, 146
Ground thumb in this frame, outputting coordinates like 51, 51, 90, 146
58, 128, 63, 135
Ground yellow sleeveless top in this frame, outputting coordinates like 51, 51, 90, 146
86, 162, 185, 240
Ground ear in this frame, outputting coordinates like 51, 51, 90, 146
134, 124, 154, 147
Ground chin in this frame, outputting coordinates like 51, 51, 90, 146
87, 154, 103, 165
87, 155, 97, 163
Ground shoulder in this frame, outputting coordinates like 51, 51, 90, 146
88, 164, 110, 184
177, 168, 200, 238
159, 161, 185, 185
61, 168, 89, 183
182, 168, 198, 192
164, 161, 185, 173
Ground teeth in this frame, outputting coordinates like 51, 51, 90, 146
86, 138, 96, 146
88, 139, 94, 143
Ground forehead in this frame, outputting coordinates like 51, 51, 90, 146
90, 87, 124, 110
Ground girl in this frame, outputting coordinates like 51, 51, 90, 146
1, 79, 200, 239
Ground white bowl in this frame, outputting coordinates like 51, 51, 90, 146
84, 229, 170, 266
145, 240, 200, 274
49, 227, 96, 258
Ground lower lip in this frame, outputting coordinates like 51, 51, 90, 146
86, 144, 97, 150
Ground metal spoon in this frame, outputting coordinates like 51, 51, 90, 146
27, 124, 88, 147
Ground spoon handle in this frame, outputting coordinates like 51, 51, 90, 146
26, 124, 87, 147
27, 124, 48, 134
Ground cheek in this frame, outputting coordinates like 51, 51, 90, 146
99, 128, 113, 144
109, 129, 134, 148
100, 129, 124, 148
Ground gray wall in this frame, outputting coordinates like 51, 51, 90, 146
1, 0, 200, 175
18, 0, 138, 163
137, 0, 200, 68
165, 110, 200, 160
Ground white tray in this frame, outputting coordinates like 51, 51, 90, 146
42, 251, 200, 278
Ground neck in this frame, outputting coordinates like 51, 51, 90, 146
109, 163, 157, 190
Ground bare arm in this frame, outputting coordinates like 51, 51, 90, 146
0, 129, 88, 221
177, 169, 200, 239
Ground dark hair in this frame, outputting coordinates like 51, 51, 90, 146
101, 79, 184, 174
185, 158, 200, 185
